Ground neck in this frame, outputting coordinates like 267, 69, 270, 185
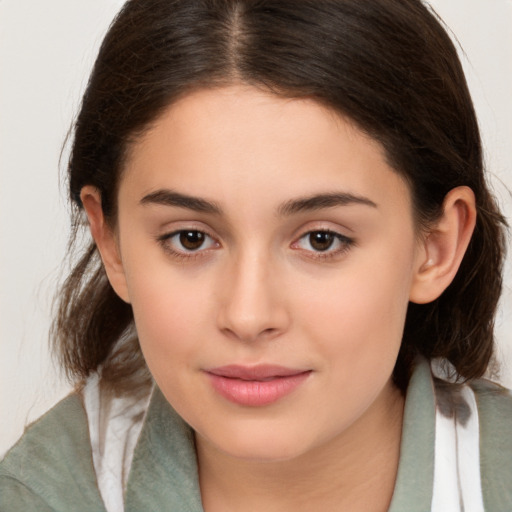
197, 381, 405, 512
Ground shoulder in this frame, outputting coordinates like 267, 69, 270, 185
470, 377, 512, 414
470, 377, 512, 443
470, 379, 512, 510
0, 393, 106, 512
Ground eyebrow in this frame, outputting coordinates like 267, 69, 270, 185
277, 192, 377, 216
140, 189, 377, 216
140, 189, 222, 214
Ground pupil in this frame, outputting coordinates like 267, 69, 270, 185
310, 232, 334, 251
180, 231, 205, 250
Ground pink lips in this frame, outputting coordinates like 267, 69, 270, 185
205, 365, 311, 406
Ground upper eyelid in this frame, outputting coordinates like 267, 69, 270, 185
156, 224, 354, 246
158, 225, 217, 240
289, 216, 355, 234
162, 227, 211, 237
294, 229, 353, 246
161, 229, 217, 243
154, 215, 231, 240
300, 228, 350, 237
159, 227, 350, 240
293, 225, 353, 241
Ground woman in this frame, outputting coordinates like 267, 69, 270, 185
1, 1, 510, 511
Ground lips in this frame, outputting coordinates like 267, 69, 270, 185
205, 365, 312, 406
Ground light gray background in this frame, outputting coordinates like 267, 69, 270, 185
1, 0, 511, 456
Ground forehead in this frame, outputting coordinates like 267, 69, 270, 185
121, 85, 412, 219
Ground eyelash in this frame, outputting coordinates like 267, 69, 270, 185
156, 228, 354, 261
156, 229, 219, 261
292, 230, 354, 261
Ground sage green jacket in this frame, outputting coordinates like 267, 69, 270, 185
1, 361, 511, 511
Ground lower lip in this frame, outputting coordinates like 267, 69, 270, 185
206, 371, 311, 406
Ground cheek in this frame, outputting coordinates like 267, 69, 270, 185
290, 256, 413, 424
124, 259, 213, 378
293, 246, 414, 367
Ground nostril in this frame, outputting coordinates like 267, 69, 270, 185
219, 325, 281, 343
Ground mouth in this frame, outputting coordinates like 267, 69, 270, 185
204, 365, 312, 406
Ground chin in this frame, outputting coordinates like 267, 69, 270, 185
201, 422, 316, 463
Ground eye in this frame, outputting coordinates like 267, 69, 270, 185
158, 229, 217, 254
293, 230, 353, 255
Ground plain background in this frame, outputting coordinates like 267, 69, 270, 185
1, 0, 511, 457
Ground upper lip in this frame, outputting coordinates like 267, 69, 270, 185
205, 365, 310, 381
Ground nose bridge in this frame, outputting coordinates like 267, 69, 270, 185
217, 242, 287, 342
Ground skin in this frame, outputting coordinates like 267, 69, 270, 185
82, 85, 476, 512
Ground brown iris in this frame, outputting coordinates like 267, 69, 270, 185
179, 231, 205, 250
309, 231, 336, 251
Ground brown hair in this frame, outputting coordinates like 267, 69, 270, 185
53, 0, 507, 392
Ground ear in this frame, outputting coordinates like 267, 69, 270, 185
80, 186, 131, 303
409, 186, 476, 304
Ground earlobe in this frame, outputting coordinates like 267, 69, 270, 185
80, 186, 131, 303
409, 186, 476, 304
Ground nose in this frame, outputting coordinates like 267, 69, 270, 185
216, 250, 289, 343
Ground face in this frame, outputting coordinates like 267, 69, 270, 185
108, 85, 425, 461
